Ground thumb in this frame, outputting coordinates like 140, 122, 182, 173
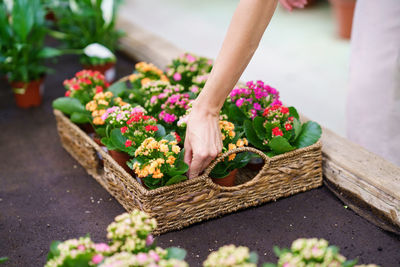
184, 136, 193, 166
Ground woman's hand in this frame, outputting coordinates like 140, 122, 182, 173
184, 103, 222, 179
279, 0, 307, 11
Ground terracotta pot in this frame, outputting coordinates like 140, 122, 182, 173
329, 0, 356, 39
11, 78, 44, 108
93, 135, 103, 146
45, 11, 56, 22
108, 150, 133, 174
83, 62, 116, 83
211, 169, 238, 187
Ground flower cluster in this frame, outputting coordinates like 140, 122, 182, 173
107, 210, 157, 253
85, 91, 128, 125
120, 112, 159, 150
203, 245, 257, 267
262, 105, 294, 140
132, 137, 181, 179
63, 69, 109, 104
219, 121, 248, 161
159, 93, 191, 124
129, 62, 169, 88
188, 73, 209, 96
229, 80, 281, 119
101, 105, 146, 127
45, 237, 111, 267
143, 82, 184, 114
166, 53, 213, 89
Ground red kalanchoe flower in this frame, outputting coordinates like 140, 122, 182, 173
173, 132, 181, 143
72, 84, 80, 91
125, 140, 132, 147
272, 127, 283, 137
288, 116, 294, 122
285, 123, 293, 131
263, 108, 270, 117
65, 90, 71, 97
95, 86, 103, 93
120, 126, 128, 134
280, 106, 289, 114
145, 125, 158, 132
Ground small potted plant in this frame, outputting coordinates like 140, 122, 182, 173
129, 62, 169, 89
128, 135, 189, 189
244, 104, 322, 157
209, 121, 251, 187
166, 53, 213, 89
52, 0, 123, 81
0, 0, 62, 108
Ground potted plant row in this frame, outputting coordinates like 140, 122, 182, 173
54, 52, 322, 190
43, 209, 379, 267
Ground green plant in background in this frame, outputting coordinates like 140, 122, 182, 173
52, 0, 123, 66
0, 0, 62, 83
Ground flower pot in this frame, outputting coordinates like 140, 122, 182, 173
45, 11, 56, 22
108, 150, 133, 174
329, 0, 356, 39
93, 134, 108, 166
211, 169, 238, 187
246, 156, 264, 171
11, 78, 44, 108
83, 62, 116, 83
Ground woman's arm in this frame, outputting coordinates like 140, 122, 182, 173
184, 0, 279, 178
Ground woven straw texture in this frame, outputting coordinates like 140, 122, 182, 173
54, 109, 323, 235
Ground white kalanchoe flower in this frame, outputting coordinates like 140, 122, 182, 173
84, 43, 115, 60
69, 0, 79, 13
4, 0, 13, 12
101, 0, 114, 25
203, 245, 256, 267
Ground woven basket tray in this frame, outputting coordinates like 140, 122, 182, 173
54, 109, 323, 235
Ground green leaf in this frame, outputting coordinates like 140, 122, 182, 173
228, 104, 247, 124
95, 127, 106, 138
244, 120, 267, 150
0, 257, 8, 264
163, 134, 176, 142
268, 136, 295, 155
262, 264, 277, 267
253, 116, 266, 140
110, 128, 128, 151
294, 121, 322, 148
47, 241, 61, 260
289, 106, 299, 119
166, 247, 187, 260
342, 259, 358, 267
70, 112, 90, 124
101, 137, 118, 151
292, 118, 302, 141
166, 161, 189, 177
109, 81, 127, 97
38, 47, 64, 58
155, 124, 166, 138
52, 97, 85, 115
248, 252, 258, 264
165, 175, 187, 186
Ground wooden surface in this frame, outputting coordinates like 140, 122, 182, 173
116, 16, 400, 233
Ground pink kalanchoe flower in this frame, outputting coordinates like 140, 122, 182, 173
149, 250, 160, 262
92, 254, 104, 264
186, 54, 196, 63
173, 72, 182, 81
150, 95, 158, 104
191, 86, 199, 93
137, 253, 148, 264
146, 234, 154, 246
253, 103, 262, 111
94, 243, 110, 252
77, 245, 85, 251
235, 98, 245, 107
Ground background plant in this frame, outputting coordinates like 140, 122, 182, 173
0, 0, 62, 83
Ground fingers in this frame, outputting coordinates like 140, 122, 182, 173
188, 148, 219, 179
279, 0, 293, 11
184, 135, 193, 166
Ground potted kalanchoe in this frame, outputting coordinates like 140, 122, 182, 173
210, 121, 251, 187
129, 62, 169, 89
52, 0, 123, 81
0, 0, 62, 108
128, 135, 188, 189
264, 238, 379, 267
166, 52, 213, 89
45, 210, 188, 267
204, 245, 258, 267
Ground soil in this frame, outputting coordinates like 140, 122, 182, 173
0, 49, 399, 267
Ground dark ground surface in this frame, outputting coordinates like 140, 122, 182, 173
0, 50, 399, 267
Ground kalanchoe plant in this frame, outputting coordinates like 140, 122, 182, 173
141, 82, 184, 115
52, 0, 123, 65
225, 81, 281, 127
0, 0, 62, 83
128, 136, 188, 189
203, 245, 258, 267
244, 104, 322, 157
210, 121, 252, 179
159, 93, 192, 128
166, 53, 213, 89
263, 238, 379, 267
45, 210, 188, 267
63, 70, 109, 104
188, 73, 209, 98
129, 62, 169, 89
